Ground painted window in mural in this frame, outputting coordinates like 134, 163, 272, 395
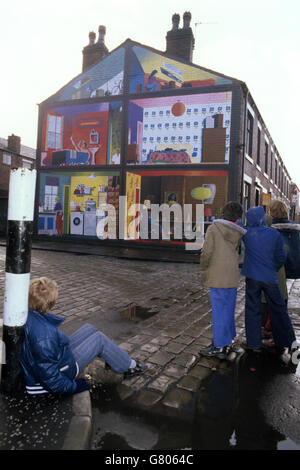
129, 45, 232, 95
38, 171, 120, 237
41, 102, 123, 167
55, 47, 125, 101
128, 92, 232, 164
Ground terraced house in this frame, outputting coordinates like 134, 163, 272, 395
35, 12, 298, 248
0, 134, 36, 234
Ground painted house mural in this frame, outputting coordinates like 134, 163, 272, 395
37, 20, 265, 246
128, 92, 232, 165
129, 45, 232, 94
38, 171, 120, 237
56, 47, 125, 101
41, 102, 123, 167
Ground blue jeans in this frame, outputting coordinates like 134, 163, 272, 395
210, 287, 237, 347
69, 324, 131, 375
245, 278, 296, 349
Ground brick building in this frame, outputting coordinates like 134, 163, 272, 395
0, 134, 36, 233
35, 12, 297, 245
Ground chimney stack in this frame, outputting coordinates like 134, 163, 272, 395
82, 25, 109, 72
7, 134, 21, 155
166, 12, 195, 62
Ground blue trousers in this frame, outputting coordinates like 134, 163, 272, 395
245, 278, 296, 349
210, 287, 237, 347
69, 324, 131, 375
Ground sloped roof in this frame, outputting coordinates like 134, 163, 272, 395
0, 137, 36, 160
44, 38, 241, 105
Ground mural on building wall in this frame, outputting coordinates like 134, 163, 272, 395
124, 170, 228, 242
56, 47, 125, 101
41, 102, 123, 167
126, 172, 141, 239
128, 92, 232, 164
38, 171, 120, 237
129, 45, 232, 94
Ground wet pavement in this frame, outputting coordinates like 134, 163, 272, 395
0, 241, 299, 450
90, 353, 300, 450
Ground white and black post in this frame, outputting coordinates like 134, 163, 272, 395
1, 168, 36, 394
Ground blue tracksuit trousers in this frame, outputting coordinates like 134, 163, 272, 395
245, 278, 296, 349
210, 287, 237, 347
69, 323, 132, 375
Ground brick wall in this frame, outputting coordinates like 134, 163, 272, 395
240, 94, 291, 209
0, 148, 35, 192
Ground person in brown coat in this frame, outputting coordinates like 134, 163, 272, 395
200, 201, 246, 359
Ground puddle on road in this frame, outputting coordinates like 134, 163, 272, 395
120, 304, 158, 321
91, 352, 300, 451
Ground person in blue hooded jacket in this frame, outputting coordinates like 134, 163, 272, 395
241, 206, 296, 353
20, 277, 146, 395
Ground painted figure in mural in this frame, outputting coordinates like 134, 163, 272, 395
20, 277, 147, 396
241, 206, 296, 357
70, 135, 89, 153
111, 148, 121, 164
70, 135, 101, 165
199, 201, 246, 359
54, 197, 63, 236
145, 70, 160, 92
167, 193, 177, 206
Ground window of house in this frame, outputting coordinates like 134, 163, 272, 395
278, 167, 282, 190
256, 128, 261, 166
244, 182, 251, 211
255, 187, 260, 206
270, 152, 273, 180
44, 184, 58, 211
22, 159, 32, 169
246, 111, 253, 157
264, 141, 268, 174
275, 159, 278, 185
47, 114, 63, 149
2, 152, 11, 166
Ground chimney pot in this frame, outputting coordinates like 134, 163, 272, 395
98, 25, 106, 42
88, 31, 96, 45
183, 11, 192, 29
172, 13, 180, 30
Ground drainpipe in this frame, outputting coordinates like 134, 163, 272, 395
1, 168, 36, 394
240, 84, 249, 212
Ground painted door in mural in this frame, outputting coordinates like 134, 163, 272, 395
63, 185, 70, 235
126, 172, 141, 239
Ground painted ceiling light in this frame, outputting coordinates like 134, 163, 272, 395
171, 101, 186, 117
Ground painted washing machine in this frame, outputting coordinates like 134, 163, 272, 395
70, 211, 84, 235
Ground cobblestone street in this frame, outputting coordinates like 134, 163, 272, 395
0, 245, 299, 426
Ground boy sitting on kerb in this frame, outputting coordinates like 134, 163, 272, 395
20, 277, 146, 395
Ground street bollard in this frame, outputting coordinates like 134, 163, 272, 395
0, 168, 36, 395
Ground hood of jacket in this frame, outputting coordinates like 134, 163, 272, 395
246, 206, 267, 227
31, 310, 65, 325
272, 222, 300, 232
213, 219, 246, 244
